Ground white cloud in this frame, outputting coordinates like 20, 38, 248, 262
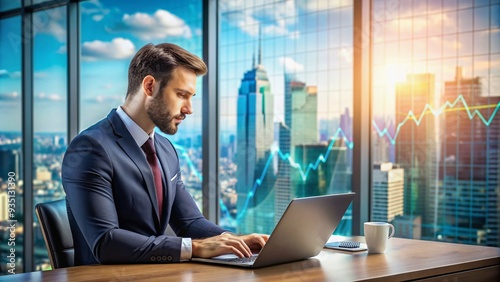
34, 72, 49, 78
0, 92, 19, 101
33, 9, 66, 42
37, 92, 63, 102
278, 57, 304, 73
81, 38, 135, 60
81, 0, 110, 22
228, 12, 260, 36
220, 0, 299, 39
93, 14, 105, 22
0, 70, 22, 79
267, 0, 297, 21
112, 9, 192, 40
87, 95, 123, 104
263, 20, 300, 39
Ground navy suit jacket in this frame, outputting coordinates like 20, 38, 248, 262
62, 109, 225, 265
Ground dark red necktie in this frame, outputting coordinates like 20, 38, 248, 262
141, 138, 163, 217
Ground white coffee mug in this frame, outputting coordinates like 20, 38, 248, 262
364, 222, 395, 254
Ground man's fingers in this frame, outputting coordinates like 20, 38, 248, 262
232, 237, 252, 257
243, 234, 268, 249
254, 235, 267, 246
192, 233, 269, 259
223, 233, 252, 257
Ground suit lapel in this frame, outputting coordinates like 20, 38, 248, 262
107, 110, 161, 229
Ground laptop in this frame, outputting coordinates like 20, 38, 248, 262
191, 192, 355, 268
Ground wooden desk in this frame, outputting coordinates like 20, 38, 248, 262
2, 237, 499, 281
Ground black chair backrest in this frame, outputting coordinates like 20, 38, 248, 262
35, 199, 74, 269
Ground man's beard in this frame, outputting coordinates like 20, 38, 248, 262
147, 93, 185, 135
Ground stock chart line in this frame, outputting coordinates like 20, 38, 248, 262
223, 127, 353, 222
176, 95, 500, 225
172, 127, 353, 224
373, 94, 500, 144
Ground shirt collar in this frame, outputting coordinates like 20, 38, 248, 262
116, 106, 155, 147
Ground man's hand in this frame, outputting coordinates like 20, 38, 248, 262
192, 233, 269, 258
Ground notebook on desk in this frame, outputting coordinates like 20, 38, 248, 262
191, 192, 355, 268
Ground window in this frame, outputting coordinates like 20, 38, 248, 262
0, 16, 22, 274
79, 0, 204, 208
371, 0, 500, 247
218, 0, 354, 234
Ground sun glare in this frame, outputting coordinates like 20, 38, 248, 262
384, 63, 408, 86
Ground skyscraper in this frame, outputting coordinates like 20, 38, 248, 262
439, 67, 500, 246
372, 162, 404, 223
292, 84, 318, 151
235, 45, 275, 233
340, 107, 353, 167
0, 149, 20, 180
274, 74, 318, 223
395, 73, 438, 239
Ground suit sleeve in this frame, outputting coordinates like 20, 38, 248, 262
161, 137, 226, 238
62, 133, 183, 264
168, 171, 226, 238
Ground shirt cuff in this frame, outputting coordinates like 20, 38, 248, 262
180, 238, 192, 261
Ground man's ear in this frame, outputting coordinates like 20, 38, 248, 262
142, 75, 155, 97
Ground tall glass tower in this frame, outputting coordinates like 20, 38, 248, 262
236, 45, 275, 233
395, 73, 438, 239
274, 74, 320, 222
439, 67, 500, 246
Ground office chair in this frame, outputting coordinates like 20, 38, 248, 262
35, 199, 74, 269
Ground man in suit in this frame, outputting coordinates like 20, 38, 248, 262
62, 43, 268, 265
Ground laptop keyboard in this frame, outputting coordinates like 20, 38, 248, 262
219, 255, 257, 264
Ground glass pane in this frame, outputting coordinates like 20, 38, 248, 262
79, 0, 204, 208
458, 8, 473, 33
218, 0, 354, 234
33, 7, 67, 271
372, 1, 500, 247
0, 16, 23, 276
474, 6, 490, 31
0, 0, 20, 12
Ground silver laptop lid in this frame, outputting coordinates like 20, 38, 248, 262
252, 192, 355, 268
191, 192, 355, 268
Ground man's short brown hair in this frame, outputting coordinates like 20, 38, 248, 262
126, 43, 207, 98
